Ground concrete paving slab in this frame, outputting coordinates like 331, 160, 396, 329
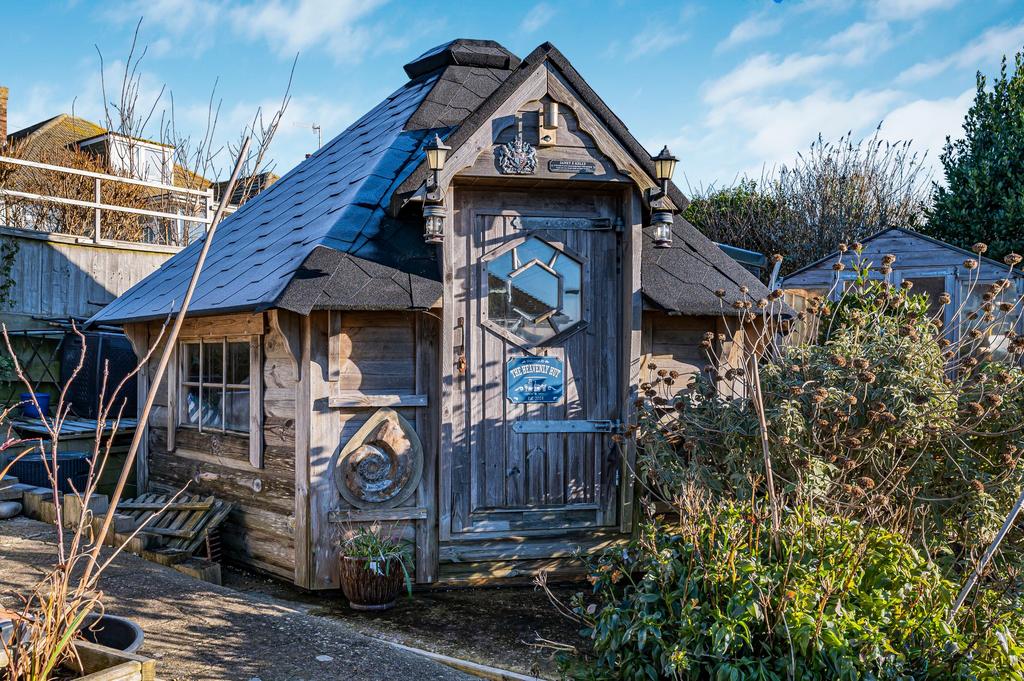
0, 517, 475, 681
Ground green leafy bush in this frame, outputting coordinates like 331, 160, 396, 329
562, 501, 1024, 681
552, 253, 1024, 679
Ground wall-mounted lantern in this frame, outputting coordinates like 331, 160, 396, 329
649, 145, 679, 249
425, 134, 451, 189
651, 210, 674, 249
652, 146, 678, 192
423, 133, 451, 244
423, 203, 445, 244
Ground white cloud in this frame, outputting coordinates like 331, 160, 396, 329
678, 83, 972, 184
110, 0, 220, 55
706, 88, 902, 171
876, 87, 973, 173
110, 0, 392, 63
717, 12, 784, 51
231, 0, 389, 62
704, 52, 836, 103
629, 23, 689, 59
520, 3, 555, 33
824, 21, 893, 64
869, 0, 960, 21
898, 21, 1024, 82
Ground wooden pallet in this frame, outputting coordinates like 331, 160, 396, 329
116, 493, 232, 562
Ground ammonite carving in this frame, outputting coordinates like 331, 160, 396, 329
334, 408, 423, 509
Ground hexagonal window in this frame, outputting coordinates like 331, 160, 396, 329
486, 236, 583, 345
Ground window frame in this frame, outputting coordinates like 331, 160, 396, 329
177, 336, 256, 436
480, 232, 589, 350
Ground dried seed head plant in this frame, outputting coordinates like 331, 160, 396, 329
0, 322, 185, 680
639, 245, 1024, 573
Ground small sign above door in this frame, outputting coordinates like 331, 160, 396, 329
506, 356, 564, 404
548, 159, 596, 174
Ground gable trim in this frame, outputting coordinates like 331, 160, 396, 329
393, 42, 687, 212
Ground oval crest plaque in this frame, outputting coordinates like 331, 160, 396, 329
333, 408, 423, 509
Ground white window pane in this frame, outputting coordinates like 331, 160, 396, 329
182, 386, 201, 427
203, 340, 224, 383
225, 388, 250, 432
202, 387, 223, 429
183, 343, 201, 383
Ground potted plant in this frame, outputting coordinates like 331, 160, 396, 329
338, 525, 412, 611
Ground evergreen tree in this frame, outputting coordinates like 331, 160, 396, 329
926, 52, 1024, 261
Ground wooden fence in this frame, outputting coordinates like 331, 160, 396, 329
0, 225, 180, 404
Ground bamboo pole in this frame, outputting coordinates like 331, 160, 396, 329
81, 137, 252, 587
948, 486, 1024, 621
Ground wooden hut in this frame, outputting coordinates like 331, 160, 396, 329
783, 227, 1024, 348
91, 40, 772, 588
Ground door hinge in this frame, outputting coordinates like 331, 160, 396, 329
512, 419, 623, 434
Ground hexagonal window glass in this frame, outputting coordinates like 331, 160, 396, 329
487, 236, 583, 345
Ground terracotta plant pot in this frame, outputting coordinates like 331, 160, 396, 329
338, 555, 406, 611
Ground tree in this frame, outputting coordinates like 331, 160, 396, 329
926, 51, 1024, 262
684, 130, 930, 276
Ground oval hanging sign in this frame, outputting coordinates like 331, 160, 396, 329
507, 356, 564, 404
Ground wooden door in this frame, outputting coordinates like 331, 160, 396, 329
448, 191, 623, 537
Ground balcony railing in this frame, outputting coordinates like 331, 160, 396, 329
0, 155, 219, 246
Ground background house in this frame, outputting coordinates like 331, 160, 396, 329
783, 226, 1024, 351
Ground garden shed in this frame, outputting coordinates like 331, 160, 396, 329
784, 227, 1024, 348
90, 39, 771, 588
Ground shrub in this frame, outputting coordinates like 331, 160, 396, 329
559, 500, 1024, 681
926, 51, 1024, 262
640, 259, 1024, 565
683, 130, 929, 277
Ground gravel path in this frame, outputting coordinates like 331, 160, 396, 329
0, 517, 475, 681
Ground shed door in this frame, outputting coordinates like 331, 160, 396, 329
449, 202, 622, 536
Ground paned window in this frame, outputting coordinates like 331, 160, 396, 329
180, 338, 251, 433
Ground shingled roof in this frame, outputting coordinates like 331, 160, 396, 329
643, 214, 771, 315
92, 39, 770, 324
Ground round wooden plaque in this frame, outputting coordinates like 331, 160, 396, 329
333, 409, 423, 509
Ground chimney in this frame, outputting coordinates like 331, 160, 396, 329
0, 86, 8, 147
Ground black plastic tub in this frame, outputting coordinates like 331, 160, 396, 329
77, 614, 144, 654
2, 449, 91, 493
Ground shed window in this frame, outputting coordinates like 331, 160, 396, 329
959, 281, 1022, 360
180, 338, 251, 433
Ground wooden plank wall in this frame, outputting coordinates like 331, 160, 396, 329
641, 313, 717, 392
140, 312, 298, 580
0, 226, 177, 330
306, 310, 438, 589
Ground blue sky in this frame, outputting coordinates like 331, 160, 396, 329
2, 0, 1022, 188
